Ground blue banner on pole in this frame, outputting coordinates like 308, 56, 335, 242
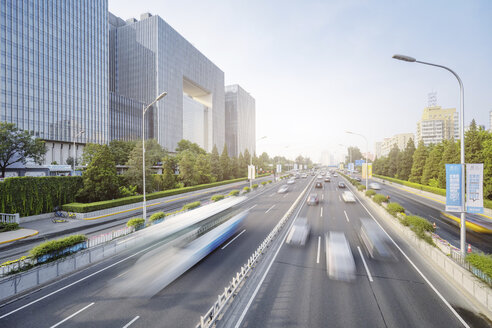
445, 164, 463, 212
355, 160, 365, 167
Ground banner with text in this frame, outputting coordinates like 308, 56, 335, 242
362, 163, 372, 179
466, 163, 484, 214
445, 164, 463, 212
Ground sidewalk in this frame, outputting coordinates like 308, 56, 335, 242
0, 229, 39, 245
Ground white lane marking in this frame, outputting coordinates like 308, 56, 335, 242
351, 191, 471, 328
357, 246, 373, 282
265, 205, 275, 214
317, 236, 321, 264
50, 302, 95, 328
122, 316, 140, 328
221, 229, 247, 250
322, 194, 324, 200
320, 207, 323, 217
344, 210, 350, 222
339, 195, 342, 202
248, 204, 257, 211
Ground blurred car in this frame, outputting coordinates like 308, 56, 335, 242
286, 218, 310, 246
359, 218, 396, 260
338, 182, 346, 188
317, 175, 323, 179
307, 193, 319, 205
324, 177, 331, 182
333, 173, 338, 177
315, 182, 323, 189
294, 174, 300, 179
353, 176, 361, 182
326, 231, 356, 281
369, 182, 381, 190
342, 191, 356, 203
277, 185, 289, 194
301, 173, 307, 178
287, 179, 295, 185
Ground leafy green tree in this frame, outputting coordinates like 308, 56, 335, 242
465, 119, 484, 164
437, 139, 460, 189
421, 143, 444, 185
387, 144, 400, 178
176, 139, 206, 155
194, 153, 212, 185
77, 145, 119, 202
0, 122, 46, 178
409, 140, 428, 183
65, 156, 79, 167
81, 143, 103, 165
257, 152, 270, 171
345, 146, 363, 164
230, 155, 240, 178
396, 139, 415, 180
124, 139, 165, 193
238, 152, 247, 177
220, 145, 231, 180
178, 149, 197, 186
109, 140, 137, 165
161, 154, 178, 189
482, 133, 492, 200
210, 145, 222, 181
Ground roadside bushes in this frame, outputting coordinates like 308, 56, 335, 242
29, 235, 87, 258
0, 222, 19, 232
182, 201, 201, 211
357, 184, 366, 191
229, 190, 240, 196
149, 212, 165, 222
252, 184, 258, 189
386, 202, 405, 217
261, 181, 267, 186
243, 186, 251, 193
211, 194, 225, 202
400, 215, 435, 245
127, 218, 145, 228
373, 194, 388, 205
365, 190, 376, 197
466, 253, 492, 281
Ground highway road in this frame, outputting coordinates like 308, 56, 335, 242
364, 177, 492, 254
231, 174, 489, 328
0, 176, 312, 327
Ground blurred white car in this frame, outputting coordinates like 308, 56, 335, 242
277, 185, 289, 194
326, 231, 356, 281
359, 218, 396, 261
369, 182, 381, 190
287, 179, 295, 185
342, 191, 356, 203
286, 218, 310, 246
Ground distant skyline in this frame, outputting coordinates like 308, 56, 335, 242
109, 0, 492, 162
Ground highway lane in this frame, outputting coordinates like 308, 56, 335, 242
235, 175, 486, 328
0, 176, 312, 328
364, 177, 492, 254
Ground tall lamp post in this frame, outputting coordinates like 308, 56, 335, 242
345, 131, 369, 191
250, 136, 267, 188
392, 54, 466, 256
142, 91, 167, 225
72, 130, 84, 172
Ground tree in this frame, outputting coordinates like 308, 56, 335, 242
482, 133, 492, 200
345, 146, 363, 164
238, 152, 247, 177
178, 149, 197, 186
124, 139, 165, 193
396, 139, 415, 181
81, 143, 103, 165
230, 156, 240, 179
194, 153, 212, 185
0, 122, 46, 178
210, 145, 222, 181
176, 139, 206, 155
77, 145, 119, 202
257, 152, 270, 171
109, 140, 137, 165
387, 144, 400, 178
161, 154, 178, 189
65, 156, 79, 167
465, 119, 484, 164
220, 145, 231, 180
421, 143, 444, 186
437, 139, 460, 189
409, 140, 428, 184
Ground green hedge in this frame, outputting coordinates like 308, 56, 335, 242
0, 176, 83, 217
386, 202, 405, 217
62, 176, 249, 213
466, 253, 492, 281
243, 186, 251, 193
29, 234, 87, 258
149, 212, 165, 222
373, 194, 388, 205
211, 194, 225, 202
261, 181, 267, 186
127, 218, 145, 227
229, 190, 240, 196
252, 184, 258, 189
400, 215, 435, 245
357, 184, 366, 191
182, 201, 201, 210
0, 222, 19, 232
365, 190, 376, 197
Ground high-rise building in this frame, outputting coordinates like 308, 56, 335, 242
225, 85, 256, 157
376, 133, 414, 157
109, 12, 225, 152
417, 106, 459, 146
0, 0, 109, 164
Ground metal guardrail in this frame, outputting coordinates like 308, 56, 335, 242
1, 213, 20, 224
87, 226, 135, 248
449, 248, 492, 286
196, 177, 313, 328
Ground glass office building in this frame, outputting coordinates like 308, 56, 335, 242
110, 12, 225, 152
0, 0, 108, 164
225, 84, 256, 157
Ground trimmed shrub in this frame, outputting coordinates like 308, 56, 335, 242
400, 215, 435, 245
386, 202, 405, 217
127, 218, 145, 228
229, 190, 240, 196
267, 180, 272, 184
373, 194, 388, 205
373, 174, 446, 196
365, 190, 376, 197
466, 253, 492, 281
0, 222, 19, 232
165, 209, 183, 217
211, 194, 225, 202
261, 181, 267, 186
182, 201, 201, 211
357, 184, 366, 191
252, 184, 258, 189
149, 212, 165, 222
243, 186, 251, 193
29, 234, 87, 258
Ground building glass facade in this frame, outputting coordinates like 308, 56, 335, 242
109, 91, 152, 141
0, 0, 108, 145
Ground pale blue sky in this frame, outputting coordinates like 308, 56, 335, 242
109, 0, 492, 162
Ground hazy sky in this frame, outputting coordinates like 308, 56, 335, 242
109, 0, 492, 163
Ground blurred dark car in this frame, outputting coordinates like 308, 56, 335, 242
307, 193, 319, 205
324, 177, 331, 182
338, 182, 346, 188
315, 182, 323, 189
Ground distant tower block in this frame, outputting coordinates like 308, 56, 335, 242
428, 91, 437, 107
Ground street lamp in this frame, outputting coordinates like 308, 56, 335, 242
250, 136, 267, 188
345, 131, 369, 191
393, 54, 466, 256
142, 91, 167, 225
339, 144, 352, 168
72, 130, 84, 172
